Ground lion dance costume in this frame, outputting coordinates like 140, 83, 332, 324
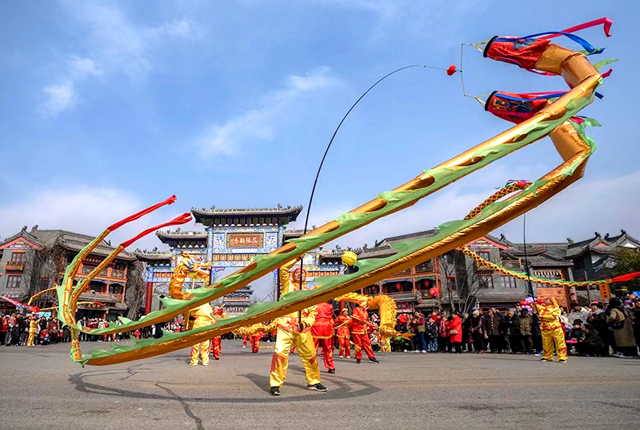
534, 298, 568, 362
269, 259, 324, 395
189, 303, 216, 366
311, 301, 336, 373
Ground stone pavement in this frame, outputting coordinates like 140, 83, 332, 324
1, 340, 639, 430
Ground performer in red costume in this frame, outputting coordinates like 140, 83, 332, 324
336, 308, 351, 359
312, 301, 336, 373
210, 306, 227, 360
350, 301, 379, 364
250, 332, 261, 353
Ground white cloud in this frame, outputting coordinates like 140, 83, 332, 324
298, 0, 488, 41
39, 1, 199, 116
289, 170, 640, 249
40, 81, 76, 117
69, 56, 103, 78
195, 67, 343, 156
0, 187, 191, 252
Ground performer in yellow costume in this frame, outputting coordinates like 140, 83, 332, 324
269, 258, 325, 396
26, 316, 38, 347
534, 297, 568, 363
189, 303, 216, 366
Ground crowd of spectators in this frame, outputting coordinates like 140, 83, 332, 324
390, 295, 640, 358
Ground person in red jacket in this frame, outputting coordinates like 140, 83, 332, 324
335, 308, 351, 359
447, 311, 463, 353
312, 301, 336, 373
350, 301, 379, 364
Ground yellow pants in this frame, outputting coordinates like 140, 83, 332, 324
269, 328, 321, 388
27, 332, 36, 346
190, 340, 211, 365
542, 327, 568, 361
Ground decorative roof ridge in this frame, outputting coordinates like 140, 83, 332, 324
191, 205, 303, 214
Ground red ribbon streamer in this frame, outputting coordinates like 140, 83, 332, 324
120, 213, 192, 248
108, 195, 177, 231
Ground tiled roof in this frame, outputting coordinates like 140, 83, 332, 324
389, 293, 420, 303
156, 230, 207, 240
14, 229, 137, 261
0, 229, 45, 249
375, 229, 439, 247
358, 244, 397, 260
283, 229, 310, 238
134, 250, 173, 261
318, 248, 363, 258
79, 292, 118, 304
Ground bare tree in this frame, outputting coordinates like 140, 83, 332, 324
438, 250, 485, 315
20, 246, 64, 307
126, 261, 148, 320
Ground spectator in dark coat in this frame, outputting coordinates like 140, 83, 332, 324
485, 310, 503, 353
577, 324, 607, 356
519, 308, 533, 353
470, 310, 485, 353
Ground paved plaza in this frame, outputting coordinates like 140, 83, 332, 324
1, 340, 639, 430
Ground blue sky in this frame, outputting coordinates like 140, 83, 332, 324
1, 1, 638, 297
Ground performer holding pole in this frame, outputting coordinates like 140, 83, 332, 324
26, 315, 38, 347
533, 297, 568, 363
189, 303, 216, 366
269, 258, 326, 396
350, 301, 379, 364
336, 308, 352, 359
312, 301, 336, 373
209, 306, 227, 360
250, 332, 261, 353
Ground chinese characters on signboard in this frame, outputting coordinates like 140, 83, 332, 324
227, 233, 264, 248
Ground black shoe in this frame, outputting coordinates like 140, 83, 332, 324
307, 383, 327, 392
327, 368, 335, 374
214, 357, 219, 360
369, 357, 379, 363
356, 359, 361, 364
270, 386, 280, 396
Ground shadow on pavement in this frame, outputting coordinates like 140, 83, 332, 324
68, 364, 381, 404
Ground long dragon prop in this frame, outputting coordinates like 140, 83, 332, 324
55, 20, 611, 365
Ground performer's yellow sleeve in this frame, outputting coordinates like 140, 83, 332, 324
301, 306, 317, 329
279, 259, 297, 295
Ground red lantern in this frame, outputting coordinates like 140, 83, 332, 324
429, 287, 439, 298
396, 282, 402, 291
446, 65, 457, 76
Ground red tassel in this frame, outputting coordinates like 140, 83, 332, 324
108, 195, 178, 231
120, 213, 192, 248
